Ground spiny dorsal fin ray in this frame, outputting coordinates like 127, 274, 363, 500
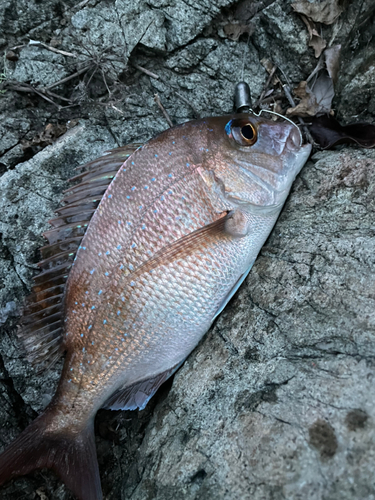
48, 211, 95, 228
56, 199, 100, 217
19, 143, 141, 370
39, 237, 82, 260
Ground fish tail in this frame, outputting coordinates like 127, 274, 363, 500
0, 408, 102, 500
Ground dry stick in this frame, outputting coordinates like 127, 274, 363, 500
154, 94, 173, 128
260, 91, 284, 105
262, 62, 314, 144
72, 0, 91, 9
306, 57, 324, 84
45, 89, 72, 103
9, 83, 63, 109
282, 83, 314, 144
133, 63, 160, 80
28, 40, 77, 58
44, 64, 92, 90
174, 92, 200, 118
254, 64, 278, 109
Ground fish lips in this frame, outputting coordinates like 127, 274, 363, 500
274, 142, 312, 204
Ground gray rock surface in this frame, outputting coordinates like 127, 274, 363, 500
0, 0, 374, 499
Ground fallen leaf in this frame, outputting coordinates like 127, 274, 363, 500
223, 23, 253, 41
309, 115, 375, 149
21, 123, 67, 151
301, 15, 327, 58
324, 44, 341, 84
287, 81, 319, 117
287, 71, 334, 118
311, 71, 334, 114
292, 0, 345, 25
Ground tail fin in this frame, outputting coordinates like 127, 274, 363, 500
0, 410, 102, 500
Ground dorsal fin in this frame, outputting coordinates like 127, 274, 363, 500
18, 144, 142, 370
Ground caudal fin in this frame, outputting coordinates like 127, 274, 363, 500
0, 410, 102, 500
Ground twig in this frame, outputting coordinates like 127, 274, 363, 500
9, 44, 27, 51
254, 64, 278, 109
9, 83, 62, 109
28, 40, 77, 58
306, 57, 324, 84
133, 64, 160, 80
262, 63, 315, 145
100, 68, 112, 97
173, 92, 200, 118
44, 64, 92, 90
259, 91, 284, 105
281, 83, 314, 143
154, 94, 173, 127
72, 0, 91, 9
45, 89, 72, 103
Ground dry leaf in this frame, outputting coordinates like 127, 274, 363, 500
324, 44, 341, 84
301, 15, 327, 58
311, 71, 334, 114
287, 71, 334, 118
287, 81, 319, 117
223, 23, 253, 41
21, 123, 67, 151
292, 0, 345, 25
309, 115, 375, 149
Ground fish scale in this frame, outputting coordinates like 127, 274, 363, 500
0, 112, 311, 500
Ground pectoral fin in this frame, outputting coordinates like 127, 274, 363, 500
224, 209, 250, 238
133, 209, 251, 278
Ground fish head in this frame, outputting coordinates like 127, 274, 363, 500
208, 113, 312, 208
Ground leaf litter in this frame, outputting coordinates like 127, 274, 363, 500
287, 3, 374, 149
291, 0, 345, 25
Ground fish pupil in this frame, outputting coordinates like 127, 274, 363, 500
241, 124, 254, 140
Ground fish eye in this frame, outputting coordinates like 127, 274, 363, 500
226, 119, 257, 147
240, 124, 255, 142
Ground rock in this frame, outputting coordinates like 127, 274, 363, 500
8, 46, 68, 87
0, 0, 374, 499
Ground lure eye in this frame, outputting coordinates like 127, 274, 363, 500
226, 119, 257, 147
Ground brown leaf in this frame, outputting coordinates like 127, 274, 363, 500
301, 15, 327, 58
324, 44, 341, 84
309, 115, 375, 149
21, 123, 67, 151
292, 0, 345, 25
311, 71, 334, 114
287, 71, 334, 118
223, 23, 253, 41
287, 81, 319, 117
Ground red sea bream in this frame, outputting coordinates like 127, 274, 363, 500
0, 113, 311, 499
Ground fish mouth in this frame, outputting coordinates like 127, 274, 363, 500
288, 143, 312, 176
273, 142, 312, 203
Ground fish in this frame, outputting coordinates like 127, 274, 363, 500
0, 112, 311, 500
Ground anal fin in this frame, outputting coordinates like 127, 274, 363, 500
103, 362, 184, 411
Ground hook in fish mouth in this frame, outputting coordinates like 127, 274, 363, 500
233, 82, 304, 147
254, 108, 304, 147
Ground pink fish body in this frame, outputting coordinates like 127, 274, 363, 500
0, 113, 311, 499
